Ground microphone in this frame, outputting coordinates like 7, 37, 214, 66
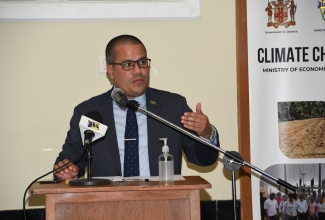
69, 111, 110, 186
111, 88, 128, 108
111, 88, 140, 110
79, 111, 108, 148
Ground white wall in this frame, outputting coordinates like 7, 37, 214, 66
0, 1, 238, 210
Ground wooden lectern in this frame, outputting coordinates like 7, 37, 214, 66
29, 176, 211, 220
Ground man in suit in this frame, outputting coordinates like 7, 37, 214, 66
54, 34, 219, 181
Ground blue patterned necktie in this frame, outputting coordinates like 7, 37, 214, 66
123, 107, 139, 177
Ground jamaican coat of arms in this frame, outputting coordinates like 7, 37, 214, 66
265, 0, 297, 28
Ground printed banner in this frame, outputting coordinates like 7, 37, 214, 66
247, 0, 325, 219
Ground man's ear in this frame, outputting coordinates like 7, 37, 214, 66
106, 65, 114, 84
106, 64, 113, 79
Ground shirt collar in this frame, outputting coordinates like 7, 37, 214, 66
131, 93, 146, 108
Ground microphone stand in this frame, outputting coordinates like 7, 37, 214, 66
69, 142, 110, 186
127, 100, 297, 219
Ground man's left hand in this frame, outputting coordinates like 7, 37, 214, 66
181, 103, 212, 139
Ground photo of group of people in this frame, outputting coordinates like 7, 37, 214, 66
260, 190, 325, 220
260, 163, 325, 220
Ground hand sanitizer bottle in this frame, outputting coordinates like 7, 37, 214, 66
158, 138, 174, 182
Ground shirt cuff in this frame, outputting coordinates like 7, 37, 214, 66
199, 125, 217, 144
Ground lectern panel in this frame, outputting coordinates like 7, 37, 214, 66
56, 199, 191, 220
30, 176, 210, 220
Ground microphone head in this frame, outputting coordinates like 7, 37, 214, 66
85, 111, 103, 123
111, 88, 128, 107
111, 88, 123, 99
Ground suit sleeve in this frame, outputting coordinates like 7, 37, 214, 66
54, 106, 87, 177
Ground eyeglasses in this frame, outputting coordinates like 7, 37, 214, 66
110, 59, 151, 70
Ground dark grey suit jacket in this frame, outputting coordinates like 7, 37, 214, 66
55, 87, 219, 177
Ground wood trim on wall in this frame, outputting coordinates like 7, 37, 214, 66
236, 0, 253, 219
0, 0, 200, 20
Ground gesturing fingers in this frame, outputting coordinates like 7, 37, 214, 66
181, 103, 211, 138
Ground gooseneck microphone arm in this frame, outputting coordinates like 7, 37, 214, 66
127, 100, 297, 192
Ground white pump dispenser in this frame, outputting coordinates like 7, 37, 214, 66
158, 138, 174, 182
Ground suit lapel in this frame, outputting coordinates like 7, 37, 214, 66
99, 88, 122, 175
146, 88, 162, 176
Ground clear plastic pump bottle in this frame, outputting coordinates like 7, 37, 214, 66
158, 138, 174, 182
